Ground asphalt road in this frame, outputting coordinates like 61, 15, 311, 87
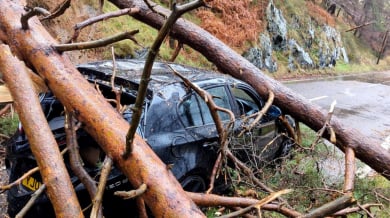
285, 71, 390, 149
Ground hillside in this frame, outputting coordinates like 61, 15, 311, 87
31, 0, 390, 76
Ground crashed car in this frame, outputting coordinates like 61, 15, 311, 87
5, 59, 294, 217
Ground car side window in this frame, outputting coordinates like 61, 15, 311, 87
199, 86, 231, 124
178, 86, 231, 127
179, 94, 203, 127
231, 87, 260, 116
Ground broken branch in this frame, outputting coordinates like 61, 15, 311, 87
187, 192, 302, 217
40, 0, 71, 21
115, 183, 147, 199
54, 30, 139, 52
15, 184, 47, 218
21, 7, 50, 30
219, 189, 292, 218
70, 7, 140, 42
123, 0, 206, 158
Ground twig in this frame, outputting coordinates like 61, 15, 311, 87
143, 0, 167, 17
343, 147, 355, 193
123, 0, 206, 159
357, 202, 375, 218
187, 192, 302, 217
110, 47, 123, 112
238, 91, 274, 137
310, 100, 337, 149
225, 149, 290, 207
302, 193, 356, 218
206, 152, 222, 194
0, 133, 10, 140
169, 42, 183, 62
55, 30, 139, 52
21, 7, 51, 30
0, 167, 39, 192
374, 190, 390, 203
0, 103, 12, 116
15, 184, 47, 218
65, 109, 97, 200
219, 189, 292, 218
114, 183, 147, 199
345, 21, 375, 32
331, 203, 382, 216
90, 156, 113, 218
70, 8, 140, 42
40, 0, 71, 21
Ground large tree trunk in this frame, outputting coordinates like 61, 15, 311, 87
0, 0, 204, 217
109, 0, 390, 180
0, 44, 83, 218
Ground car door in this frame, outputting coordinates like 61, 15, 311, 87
172, 85, 232, 179
228, 84, 282, 164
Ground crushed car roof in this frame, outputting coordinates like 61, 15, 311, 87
77, 59, 238, 92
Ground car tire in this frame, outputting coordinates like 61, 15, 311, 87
179, 173, 207, 193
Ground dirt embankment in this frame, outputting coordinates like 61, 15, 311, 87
28, 0, 106, 64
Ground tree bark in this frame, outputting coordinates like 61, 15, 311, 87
0, 44, 83, 218
0, 0, 204, 217
109, 0, 390, 180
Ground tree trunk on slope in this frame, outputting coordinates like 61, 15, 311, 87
109, 0, 390, 180
0, 0, 204, 217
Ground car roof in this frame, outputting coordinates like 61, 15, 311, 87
77, 59, 241, 93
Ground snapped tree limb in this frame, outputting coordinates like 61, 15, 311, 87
0, 43, 83, 217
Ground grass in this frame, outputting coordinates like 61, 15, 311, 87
205, 124, 390, 217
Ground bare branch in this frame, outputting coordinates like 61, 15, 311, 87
219, 189, 292, 218
123, 0, 205, 159
310, 100, 337, 149
343, 147, 355, 193
187, 192, 302, 217
65, 109, 97, 200
302, 193, 356, 218
90, 156, 113, 218
70, 8, 140, 42
55, 30, 139, 52
114, 184, 147, 199
21, 7, 50, 30
15, 184, 47, 218
239, 90, 274, 137
332, 203, 382, 216
40, 0, 71, 21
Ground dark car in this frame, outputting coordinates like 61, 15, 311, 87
5, 60, 294, 217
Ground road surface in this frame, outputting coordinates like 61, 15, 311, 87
285, 71, 390, 180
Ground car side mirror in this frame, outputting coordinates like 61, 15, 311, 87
266, 105, 282, 119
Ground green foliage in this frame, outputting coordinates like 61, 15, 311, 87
0, 113, 18, 137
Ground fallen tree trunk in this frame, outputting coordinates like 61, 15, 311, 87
0, 0, 204, 217
0, 44, 83, 217
109, 0, 390, 180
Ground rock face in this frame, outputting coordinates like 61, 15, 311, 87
266, 0, 288, 51
288, 39, 314, 70
243, 1, 349, 73
243, 33, 278, 73
318, 25, 349, 68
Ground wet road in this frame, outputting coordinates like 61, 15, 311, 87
285, 71, 390, 149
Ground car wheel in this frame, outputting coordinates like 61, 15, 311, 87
180, 174, 207, 193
